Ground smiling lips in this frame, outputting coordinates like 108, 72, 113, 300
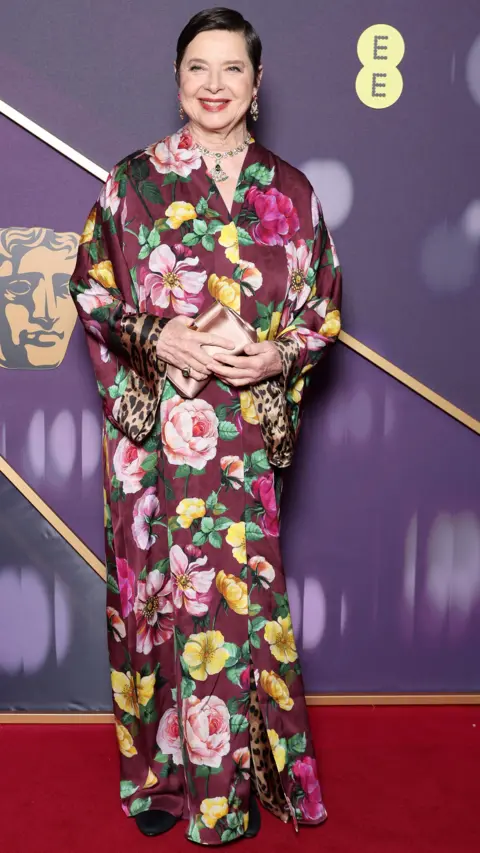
199, 99, 230, 112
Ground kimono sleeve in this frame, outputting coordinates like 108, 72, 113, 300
69, 195, 168, 444
251, 192, 342, 467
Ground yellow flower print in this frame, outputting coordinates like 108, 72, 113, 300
115, 721, 138, 758
218, 222, 239, 264
239, 390, 259, 425
144, 768, 159, 789
290, 376, 304, 404
183, 630, 230, 681
80, 208, 96, 244
200, 796, 229, 829
111, 670, 156, 718
216, 570, 248, 615
257, 310, 281, 342
243, 812, 249, 832
225, 521, 247, 564
88, 260, 116, 289
264, 615, 298, 664
320, 309, 341, 338
165, 201, 197, 229
260, 670, 294, 711
208, 274, 240, 312
267, 729, 286, 772
176, 497, 206, 529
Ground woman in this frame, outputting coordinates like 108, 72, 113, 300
70, 7, 341, 845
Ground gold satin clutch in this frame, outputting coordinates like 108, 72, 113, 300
166, 301, 257, 398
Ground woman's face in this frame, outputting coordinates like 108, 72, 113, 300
178, 29, 260, 132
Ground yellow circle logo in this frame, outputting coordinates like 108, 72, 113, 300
356, 24, 405, 109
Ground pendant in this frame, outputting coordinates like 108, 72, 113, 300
208, 161, 229, 183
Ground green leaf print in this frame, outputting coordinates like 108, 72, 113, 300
195, 765, 222, 778
250, 616, 267, 633
120, 780, 139, 799
154, 751, 169, 764
138, 244, 151, 260
138, 223, 150, 246
237, 227, 254, 246
207, 219, 224, 234
251, 449, 270, 474
107, 574, 120, 595
213, 502, 227, 516
244, 163, 275, 186
250, 632, 261, 649
130, 159, 149, 181
152, 558, 170, 574
192, 531, 208, 546
182, 232, 201, 247
215, 403, 229, 420
161, 379, 177, 402
162, 172, 178, 186
121, 712, 136, 726
193, 219, 208, 236
91, 306, 111, 323
233, 183, 248, 204
181, 676, 196, 699
208, 531, 222, 549
108, 366, 129, 399
213, 517, 233, 531
140, 469, 158, 488
223, 642, 241, 667
189, 819, 202, 844
227, 697, 239, 715
201, 233, 215, 252
226, 663, 246, 686
230, 714, 249, 734
140, 697, 157, 725
88, 241, 99, 263
245, 522, 263, 541
248, 602, 262, 617
206, 491, 218, 512
146, 227, 161, 249
153, 217, 171, 232
218, 421, 239, 441
221, 829, 241, 843
175, 627, 187, 652
141, 453, 157, 472
174, 464, 191, 479
196, 197, 208, 215
138, 566, 147, 581
130, 797, 152, 817
200, 516, 214, 533
287, 732, 307, 760
106, 420, 119, 439
141, 181, 164, 204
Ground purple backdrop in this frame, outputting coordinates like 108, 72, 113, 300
1, 0, 479, 708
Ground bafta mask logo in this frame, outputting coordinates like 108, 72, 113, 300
0, 227, 79, 369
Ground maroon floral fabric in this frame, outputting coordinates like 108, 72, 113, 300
70, 127, 341, 845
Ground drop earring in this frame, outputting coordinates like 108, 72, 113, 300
250, 95, 259, 121
178, 92, 185, 121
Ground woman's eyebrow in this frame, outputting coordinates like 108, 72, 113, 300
186, 58, 246, 65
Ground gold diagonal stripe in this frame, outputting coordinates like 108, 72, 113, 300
0, 454, 106, 579
339, 331, 480, 434
1, 97, 478, 436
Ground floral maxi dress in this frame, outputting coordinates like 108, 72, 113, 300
70, 127, 342, 845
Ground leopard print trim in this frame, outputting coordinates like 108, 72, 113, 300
249, 671, 289, 823
250, 337, 301, 469
112, 314, 168, 443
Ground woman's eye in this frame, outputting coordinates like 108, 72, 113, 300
5, 279, 32, 297
227, 65, 242, 72
189, 65, 203, 72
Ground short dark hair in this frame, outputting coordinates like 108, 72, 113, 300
176, 7, 262, 83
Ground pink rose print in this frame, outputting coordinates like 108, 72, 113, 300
132, 488, 162, 550
146, 128, 202, 178
160, 395, 218, 470
292, 756, 325, 822
232, 747, 250, 779
76, 281, 114, 315
106, 606, 126, 641
170, 544, 215, 615
156, 707, 183, 765
246, 187, 300, 247
143, 243, 206, 316
134, 569, 174, 654
184, 695, 230, 768
99, 172, 121, 215
239, 666, 250, 691
113, 437, 149, 495
252, 471, 279, 537
285, 239, 313, 312
115, 558, 136, 618
85, 322, 110, 362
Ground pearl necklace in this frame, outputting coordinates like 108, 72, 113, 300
193, 133, 252, 183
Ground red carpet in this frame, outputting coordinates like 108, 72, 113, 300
1, 706, 479, 853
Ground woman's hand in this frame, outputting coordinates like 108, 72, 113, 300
156, 316, 234, 381
208, 341, 283, 387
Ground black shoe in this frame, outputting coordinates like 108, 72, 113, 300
244, 793, 261, 839
135, 809, 178, 837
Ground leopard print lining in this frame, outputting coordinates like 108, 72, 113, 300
250, 336, 301, 469
249, 671, 289, 823
111, 314, 168, 443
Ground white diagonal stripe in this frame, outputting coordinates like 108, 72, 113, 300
0, 98, 108, 181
